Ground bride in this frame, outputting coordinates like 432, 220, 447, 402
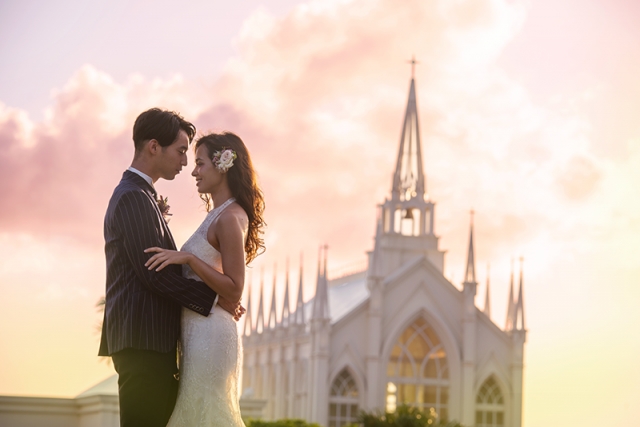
144, 132, 265, 426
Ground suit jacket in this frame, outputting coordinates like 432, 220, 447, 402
99, 170, 217, 356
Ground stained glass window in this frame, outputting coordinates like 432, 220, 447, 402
386, 317, 449, 421
475, 376, 505, 427
329, 368, 359, 427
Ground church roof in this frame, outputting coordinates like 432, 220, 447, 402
328, 274, 369, 323
303, 271, 369, 325
76, 374, 117, 398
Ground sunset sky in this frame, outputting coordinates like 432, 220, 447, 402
1, 1, 639, 426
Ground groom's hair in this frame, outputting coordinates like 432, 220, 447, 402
133, 108, 196, 151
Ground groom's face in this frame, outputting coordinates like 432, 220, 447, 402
157, 129, 189, 180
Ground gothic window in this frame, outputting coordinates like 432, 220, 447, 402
386, 317, 449, 421
329, 368, 359, 427
475, 376, 505, 427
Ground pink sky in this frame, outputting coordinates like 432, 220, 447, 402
1, 1, 639, 426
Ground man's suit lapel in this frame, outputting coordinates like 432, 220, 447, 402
122, 171, 177, 249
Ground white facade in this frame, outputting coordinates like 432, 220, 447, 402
241, 76, 527, 427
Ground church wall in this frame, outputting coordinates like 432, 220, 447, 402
474, 314, 515, 418
475, 316, 513, 384
328, 302, 369, 399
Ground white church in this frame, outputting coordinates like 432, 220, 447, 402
240, 74, 527, 427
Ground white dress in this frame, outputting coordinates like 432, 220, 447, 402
167, 198, 245, 427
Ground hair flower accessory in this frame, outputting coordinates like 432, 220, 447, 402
156, 195, 172, 222
213, 148, 237, 173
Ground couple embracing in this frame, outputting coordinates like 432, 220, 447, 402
98, 108, 265, 426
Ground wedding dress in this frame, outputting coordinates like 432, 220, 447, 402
167, 198, 245, 427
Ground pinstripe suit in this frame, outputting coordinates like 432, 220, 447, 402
99, 170, 217, 426
99, 170, 217, 356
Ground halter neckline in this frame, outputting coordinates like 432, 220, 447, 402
209, 197, 236, 216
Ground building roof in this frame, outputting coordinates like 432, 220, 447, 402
76, 374, 117, 398
328, 273, 369, 323
301, 271, 369, 325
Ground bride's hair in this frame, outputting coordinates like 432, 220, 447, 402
195, 132, 266, 264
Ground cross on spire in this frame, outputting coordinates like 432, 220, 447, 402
407, 55, 420, 78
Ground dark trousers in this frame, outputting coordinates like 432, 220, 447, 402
112, 348, 179, 427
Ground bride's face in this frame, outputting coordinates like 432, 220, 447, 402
192, 145, 225, 193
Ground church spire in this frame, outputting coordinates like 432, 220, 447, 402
505, 259, 515, 331
515, 257, 526, 330
391, 62, 426, 202
255, 268, 265, 334
311, 245, 330, 321
267, 263, 278, 329
483, 264, 491, 318
281, 258, 291, 328
463, 211, 477, 285
242, 273, 253, 336
294, 252, 306, 325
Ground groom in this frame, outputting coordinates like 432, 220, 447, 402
99, 108, 243, 427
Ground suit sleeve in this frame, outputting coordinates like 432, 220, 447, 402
113, 189, 217, 316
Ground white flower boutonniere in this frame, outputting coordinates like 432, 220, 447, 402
213, 148, 237, 173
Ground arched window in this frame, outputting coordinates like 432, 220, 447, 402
386, 317, 449, 421
475, 376, 505, 427
329, 368, 359, 427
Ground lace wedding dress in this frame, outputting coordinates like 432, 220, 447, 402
167, 198, 245, 427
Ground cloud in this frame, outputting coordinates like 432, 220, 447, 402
0, 0, 637, 294
0, 65, 210, 245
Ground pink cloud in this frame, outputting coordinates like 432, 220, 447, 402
0, 0, 637, 286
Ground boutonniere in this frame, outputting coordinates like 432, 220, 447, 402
156, 195, 173, 222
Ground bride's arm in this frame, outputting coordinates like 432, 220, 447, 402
144, 211, 247, 303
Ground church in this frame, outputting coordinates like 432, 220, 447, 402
240, 74, 527, 427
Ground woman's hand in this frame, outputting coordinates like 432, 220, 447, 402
144, 247, 193, 271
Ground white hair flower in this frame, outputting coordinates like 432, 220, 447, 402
212, 149, 237, 173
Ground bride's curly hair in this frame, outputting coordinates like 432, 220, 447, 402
195, 132, 266, 264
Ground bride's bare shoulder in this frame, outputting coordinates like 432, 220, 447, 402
215, 204, 248, 230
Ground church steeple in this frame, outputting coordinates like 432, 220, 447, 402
392, 67, 426, 202
484, 264, 491, 318
514, 257, 526, 331
255, 268, 265, 334
463, 211, 477, 285
379, 63, 435, 237
280, 258, 291, 328
267, 264, 278, 329
294, 252, 306, 325
371, 64, 445, 276
505, 259, 516, 331
311, 245, 330, 321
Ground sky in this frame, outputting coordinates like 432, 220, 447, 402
1, 0, 639, 426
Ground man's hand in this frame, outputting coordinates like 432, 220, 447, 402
217, 296, 246, 321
